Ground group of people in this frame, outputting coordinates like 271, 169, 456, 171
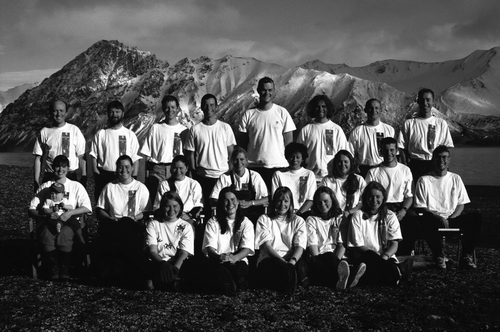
28, 76, 482, 295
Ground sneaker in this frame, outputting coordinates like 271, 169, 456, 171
336, 260, 350, 290
348, 262, 366, 288
60, 265, 70, 281
435, 256, 446, 270
459, 254, 477, 270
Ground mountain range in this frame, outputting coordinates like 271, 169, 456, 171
1, 39, 499, 151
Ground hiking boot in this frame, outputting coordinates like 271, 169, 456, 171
284, 264, 297, 294
397, 257, 414, 282
336, 260, 350, 290
459, 254, 477, 270
435, 256, 446, 269
348, 262, 366, 288
60, 265, 71, 281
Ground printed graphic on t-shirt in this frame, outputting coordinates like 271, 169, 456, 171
173, 132, 181, 156
127, 190, 136, 217
299, 175, 308, 204
119, 135, 127, 155
427, 124, 436, 150
376, 132, 384, 157
61, 132, 70, 157
241, 183, 249, 191
325, 129, 334, 155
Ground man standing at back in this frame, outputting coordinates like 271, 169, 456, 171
238, 77, 296, 191
397, 88, 453, 183
184, 94, 236, 213
33, 100, 86, 191
348, 98, 395, 178
89, 100, 141, 201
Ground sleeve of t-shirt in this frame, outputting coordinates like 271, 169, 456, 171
413, 178, 427, 209
365, 169, 375, 184
145, 221, 158, 246
202, 218, 219, 255
296, 127, 306, 146
387, 211, 402, 241
403, 168, 413, 198
348, 211, 365, 248
139, 127, 153, 158
455, 175, 470, 205
358, 176, 367, 195
240, 218, 255, 255
306, 216, 318, 247
282, 109, 296, 134
75, 128, 86, 157
441, 121, 454, 148
238, 111, 248, 133
96, 183, 109, 210
255, 215, 273, 249
130, 132, 142, 162
184, 127, 195, 152
396, 122, 408, 150
252, 171, 269, 199
191, 179, 204, 208
293, 216, 307, 249
210, 177, 224, 200
178, 221, 194, 256
33, 131, 43, 156
305, 172, 317, 201
75, 182, 92, 212
89, 130, 101, 159
137, 184, 151, 212
224, 123, 237, 147
154, 181, 171, 210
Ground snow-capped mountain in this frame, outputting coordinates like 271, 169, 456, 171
0, 40, 498, 151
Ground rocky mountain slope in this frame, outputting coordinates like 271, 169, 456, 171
0, 83, 36, 114
1, 40, 499, 151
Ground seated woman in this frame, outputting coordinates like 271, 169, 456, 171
255, 187, 307, 294
203, 187, 255, 296
28, 155, 92, 281
306, 186, 366, 290
320, 150, 366, 218
145, 191, 194, 291
271, 143, 317, 218
347, 181, 402, 286
210, 146, 269, 223
154, 155, 203, 224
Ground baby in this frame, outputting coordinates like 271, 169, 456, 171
42, 183, 85, 244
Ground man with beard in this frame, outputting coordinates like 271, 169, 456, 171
348, 98, 395, 178
413, 145, 481, 270
184, 94, 236, 215
238, 77, 296, 192
89, 100, 141, 201
33, 100, 86, 191
397, 89, 453, 183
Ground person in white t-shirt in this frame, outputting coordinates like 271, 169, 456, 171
320, 150, 366, 218
306, 186, 366, 290
348, 98, 395, 177
90, 100, 141, 202
33, 100, 87, 191
413, 145, 482, 270
254, 187, 307, 294
141, 95, 188, 202
347, 181, 403, 286
397, 88, 454, 183
184, 94, 236, 214
238, 77, 296, 190
202, 187, 255, 295
297, 95, 349, 181
365, 137, 418, 255
144, 191, 194, 291
96, 155, 151, 283
271, 143, 317, 218
211, 146, 269, 223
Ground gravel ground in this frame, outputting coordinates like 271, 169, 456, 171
1, 165, 499, 331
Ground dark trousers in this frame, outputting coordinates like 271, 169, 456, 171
249, 167, 280, 197
256, 257, 304, 293
386, 203, 421, 256
308, 252, 341, 288
354, 250, 400, 286
193, 173, 218, 218
205, 259, 249, 291
145, 162, 171, 203
94, 170, 116, 202
408, 159, 434, 184
358, 164, 377, 179
417, 212, 482, 258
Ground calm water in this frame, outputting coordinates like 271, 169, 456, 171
0, 148, 499, 186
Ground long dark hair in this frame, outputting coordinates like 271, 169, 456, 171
361, 181, 388, 222
311, 186, 342, 219
216, 186, 245, 235
269, 186, 295, 221
331, 150, 359, 209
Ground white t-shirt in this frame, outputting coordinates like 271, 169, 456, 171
414, 172, 470, 219
348, 122, 395, 166
43, 197, 71, 214
140, 122, 187, 163
97, 179, 151, 220
365, 163, 413, 203
154, 177, 203, 212
271, 167, 317, 209
30, 179, 92, 213
145, 218, 194, 261
238, 104, 296, 168
202, 216, 255, 263
33, 123, 86, 172
90, 126, 141, 172
306, 215, 343, 254
184, 120, 236, 178
397, 113, 454, 160
348, 209, 402, 258
210, 169, 269, 200
320, 174, 366, 211
297, 120, 349, 178
254, 214, 307, 264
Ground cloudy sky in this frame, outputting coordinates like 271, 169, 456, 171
1, 0, 499, 90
